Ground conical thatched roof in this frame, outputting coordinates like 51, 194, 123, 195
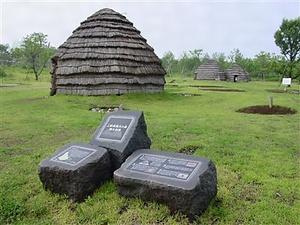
194, 59, 225, 81
50, 8, 166, 96
225, 64, 250, 82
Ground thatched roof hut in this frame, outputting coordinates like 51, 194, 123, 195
225, 64, 250, 82
194, 60, 226, 81
50, 8, 166, 96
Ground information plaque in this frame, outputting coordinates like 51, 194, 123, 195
282, 78, 291, 85
127, 154, 200, 180
98, 117, 133, 141
51, 146, 96, 166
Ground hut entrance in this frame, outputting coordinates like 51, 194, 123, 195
225, 65, 250, 82
234, 75, 238, 82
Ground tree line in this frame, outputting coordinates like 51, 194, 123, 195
161, 48, 296, 81
0, 17, 299, 81
162, 17, 300, 81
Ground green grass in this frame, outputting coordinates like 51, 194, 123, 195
0, 68, 299, 224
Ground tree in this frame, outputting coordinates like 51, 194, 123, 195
189, 49, 203, 72
253, 51, 273, 80
14, 32, 55, 80
274, 17, 300, 79
178, 51, 189, 78
228, 48, 244, 65
189, 49, 203, 60
161, 51, 175, 76
212, 52, 227, 69
0, 44, 12, 65
178, 50, 205, 77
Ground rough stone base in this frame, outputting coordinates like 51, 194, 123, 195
39, 142, 111, 202
114, 149, 217, 219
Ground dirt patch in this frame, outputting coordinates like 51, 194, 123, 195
177, 93, 201, 97
267, 89, 286, 93
189, 85, 225, 88
166, 84, 179, 87
189, 85, 245, 92
178, 145, 198, 155
23, 96, 48, 102
237, 105, 296, 115
200, 88, 245, 92
267, 89, 300, 94
118, 205, 129, 215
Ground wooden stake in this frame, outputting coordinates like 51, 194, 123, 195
269, 96, 273, 108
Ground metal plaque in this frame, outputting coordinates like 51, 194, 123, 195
51, 146, 96, 166
127, 154, 200, 180
98, 117, 133, 141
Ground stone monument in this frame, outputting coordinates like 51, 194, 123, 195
90, 110, 151, 170
114, 149, 217, 218
39, 142, 111, 202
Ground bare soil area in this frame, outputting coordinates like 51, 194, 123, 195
189, 85, 225, 88
200, 88, 245, 92
178, 145, 198, 155
267, 89, 299, 94
237, 105, 297, 115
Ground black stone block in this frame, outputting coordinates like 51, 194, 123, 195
114, 149, 217, 219
39, 142, 111, 202
90, 110, 151, 170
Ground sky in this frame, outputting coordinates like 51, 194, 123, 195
1, 0, 299, 59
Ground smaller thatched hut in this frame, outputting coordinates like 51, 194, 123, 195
194, 60, 226, 81
225, 65, 250, 82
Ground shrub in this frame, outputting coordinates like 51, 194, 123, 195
0, 67, 7, 78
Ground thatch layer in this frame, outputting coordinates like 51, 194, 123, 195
56, 84, 163, 96
50, 8, 165, 96
225, 65, 250, 82
194, 60, 226, 81
56, 74, 165, 85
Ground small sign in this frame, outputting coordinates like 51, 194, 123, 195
282, 78, 291, 85
127, 154, 200, 180
98, 117, 133, 141
51, 146, 96, 166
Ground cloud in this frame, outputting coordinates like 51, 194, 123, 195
1, 1, 299, 58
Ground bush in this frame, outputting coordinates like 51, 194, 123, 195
0, 67, 7, 78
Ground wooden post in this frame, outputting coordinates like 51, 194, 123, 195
269, 96, 273, 108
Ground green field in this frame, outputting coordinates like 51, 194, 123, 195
0, 68, 299, 225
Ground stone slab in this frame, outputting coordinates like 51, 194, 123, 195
39, 142, 111, 202
90, 110, 151, 170
114, 149, 217, 218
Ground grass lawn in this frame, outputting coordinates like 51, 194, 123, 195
0, 68, 299, 224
